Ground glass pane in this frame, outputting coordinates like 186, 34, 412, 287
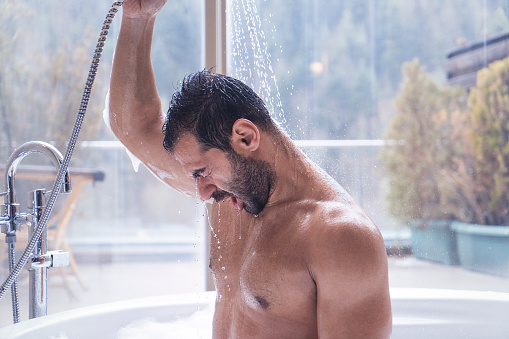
227, 0, 509, 294
0, 0, 205, 326
3, 0, 509, 333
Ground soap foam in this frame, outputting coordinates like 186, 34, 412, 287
116, 304, 214, 339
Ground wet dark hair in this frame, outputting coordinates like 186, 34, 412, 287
162, 70, 277, 154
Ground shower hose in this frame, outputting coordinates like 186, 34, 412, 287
0, 1, 125, 317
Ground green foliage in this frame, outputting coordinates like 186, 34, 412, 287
0, 0, 32, 157
382, 59, 466, 223
0, 0, 113, 163
428, 58, 509, 226
465, 57, 509, 225
4, 0, 509, 159
0, 0, 202, 165
384, 56, 509, 226
257, 0, 509, 140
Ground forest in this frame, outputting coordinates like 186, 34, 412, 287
1, 0, 509, 162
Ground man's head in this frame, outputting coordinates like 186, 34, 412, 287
162, 69, 278, 154
164, 70, 278, 214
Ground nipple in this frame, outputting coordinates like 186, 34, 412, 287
255, 296, 269, 309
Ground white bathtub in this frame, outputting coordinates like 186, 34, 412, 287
1, 288, 509, 339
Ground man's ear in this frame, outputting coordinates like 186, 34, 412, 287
231, 119, 260, 154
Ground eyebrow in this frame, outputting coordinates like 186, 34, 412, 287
191, 168, 206, 179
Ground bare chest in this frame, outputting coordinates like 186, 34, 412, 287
209, 209, 317, 328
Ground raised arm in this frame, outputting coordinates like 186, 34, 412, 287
109, 0, 195, 196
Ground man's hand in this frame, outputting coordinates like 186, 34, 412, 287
122, 0, 168, 19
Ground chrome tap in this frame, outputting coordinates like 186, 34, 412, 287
2, 141, 72, 235
4, 141, 72, 222
1, 141, 72, 321
0, 199, 8, 229
0, 1, 124, 324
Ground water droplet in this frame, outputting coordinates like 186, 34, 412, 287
238, 210, 243, 240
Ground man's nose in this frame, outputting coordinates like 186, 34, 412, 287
196, 177, 216, 201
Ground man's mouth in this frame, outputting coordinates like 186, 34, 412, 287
211, 189, 231, 202
231, 196, 245, 211
211, 190, 245, 211
214, 189, 264, 214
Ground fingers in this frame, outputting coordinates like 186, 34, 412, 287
122, 0, 167, 19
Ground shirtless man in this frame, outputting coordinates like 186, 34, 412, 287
109, 0, 392, 337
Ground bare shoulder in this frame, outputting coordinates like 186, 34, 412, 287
304, 200, 389, 287
303, 200, 392, 338
305, 201, 386, 261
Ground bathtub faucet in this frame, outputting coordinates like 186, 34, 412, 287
1, 141, 72, 322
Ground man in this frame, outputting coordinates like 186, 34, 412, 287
109, 0, 392, 337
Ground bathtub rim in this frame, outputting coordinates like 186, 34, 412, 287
1, 288, 509, 337
0, 291, 217, 338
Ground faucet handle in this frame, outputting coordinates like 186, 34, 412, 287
48, 250, 70, 268
14, 212, 31, 228
8, 204, 29, 230
0, 203, 28, 234
31, 250, 69, 269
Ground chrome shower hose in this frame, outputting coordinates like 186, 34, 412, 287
0, 1, 124, 302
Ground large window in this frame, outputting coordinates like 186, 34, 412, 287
1, 0, 509, 329
226, 0, 509, 293
0, 0, 205, 326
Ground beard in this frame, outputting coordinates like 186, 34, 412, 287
211, 151, 276, 215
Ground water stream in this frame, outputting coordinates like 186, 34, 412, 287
228, 0, 286, 129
